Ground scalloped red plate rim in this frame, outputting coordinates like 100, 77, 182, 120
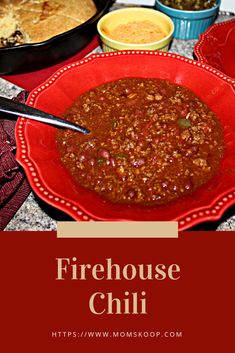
16, 50, 235, 230
194, 18, 235, 81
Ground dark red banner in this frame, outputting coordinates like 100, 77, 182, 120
0, 231, 234, 352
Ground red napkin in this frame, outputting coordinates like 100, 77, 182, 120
0, 91, 31, 230
2, 36, 99, 91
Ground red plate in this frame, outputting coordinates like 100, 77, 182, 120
194, 19, 235, 80
16, 51, 235, 230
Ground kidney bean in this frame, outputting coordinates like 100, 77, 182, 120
99, 149, 110, 159
126, 189, 136, 199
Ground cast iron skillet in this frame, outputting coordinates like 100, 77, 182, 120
0, 0, 112, 75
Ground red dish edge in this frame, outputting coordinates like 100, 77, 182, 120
15, 51, 235, 230
194, 18, 235, 81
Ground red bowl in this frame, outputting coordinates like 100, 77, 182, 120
15, 51, 235, 230
194, 19, 235, 80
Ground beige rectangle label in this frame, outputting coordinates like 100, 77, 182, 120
57, 222, 178, 238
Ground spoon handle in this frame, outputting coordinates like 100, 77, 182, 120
0, 96, 90, 134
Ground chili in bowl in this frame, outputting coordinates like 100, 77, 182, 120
57, 77, 224, 207
15, 51, 235, 230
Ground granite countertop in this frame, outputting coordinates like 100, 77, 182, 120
1, 12, 235, 231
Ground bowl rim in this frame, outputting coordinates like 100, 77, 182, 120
194, 18, 235, 81
15, 50, 235, 230
155, 0, 221, 14
97, 7, 174, 48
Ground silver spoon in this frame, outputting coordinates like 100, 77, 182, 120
0, 96, 90, 134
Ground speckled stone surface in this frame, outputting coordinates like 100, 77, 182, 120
1, 12, 235, 231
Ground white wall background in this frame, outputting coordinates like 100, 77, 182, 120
220, 0, 235, 11
115, 1, 235, 12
